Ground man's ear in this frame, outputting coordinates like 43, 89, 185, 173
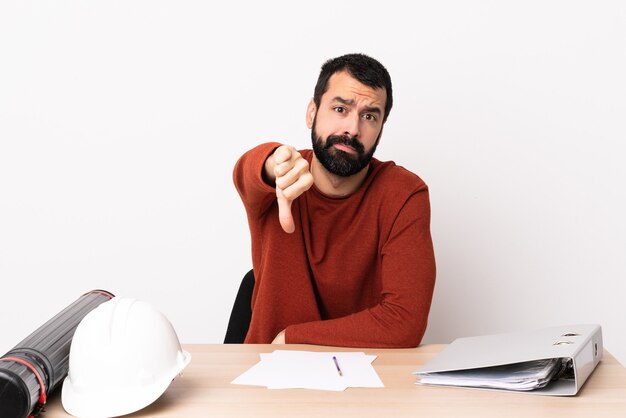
306, 98, 316, 129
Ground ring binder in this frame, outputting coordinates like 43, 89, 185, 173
414, 324, 603, 396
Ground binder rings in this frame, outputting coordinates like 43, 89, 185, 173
414, 324, 603, 396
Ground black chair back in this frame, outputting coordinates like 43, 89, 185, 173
224, 269, 255, 343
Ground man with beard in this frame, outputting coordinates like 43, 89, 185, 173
232, 53, 436, 347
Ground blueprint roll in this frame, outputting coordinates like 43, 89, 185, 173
0, 290, 114, 418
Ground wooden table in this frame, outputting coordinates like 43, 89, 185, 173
43, 344, 626, 418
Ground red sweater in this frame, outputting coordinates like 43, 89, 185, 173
233, 142, 436, 348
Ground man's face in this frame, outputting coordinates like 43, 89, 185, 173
307, 71, 386, 177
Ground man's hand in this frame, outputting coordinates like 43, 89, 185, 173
272, 329, 286, 344
264, 145, 314, 233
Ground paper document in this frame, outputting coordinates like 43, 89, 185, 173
232, 350, 384, 391
415, 358, 571, 391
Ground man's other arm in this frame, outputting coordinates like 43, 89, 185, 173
284, 189, 436, 348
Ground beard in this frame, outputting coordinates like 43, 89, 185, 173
311, 117, 380, 177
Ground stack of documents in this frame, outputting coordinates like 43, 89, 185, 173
415, 358, 568, 391
231, 350, 384, 391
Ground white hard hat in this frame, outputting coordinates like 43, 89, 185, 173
62, 297, 191, 418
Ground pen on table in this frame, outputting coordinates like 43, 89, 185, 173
332, 356, 343, 376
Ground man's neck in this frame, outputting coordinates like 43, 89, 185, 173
310, 155, 369, 197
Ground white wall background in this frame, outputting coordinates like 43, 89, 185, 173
1, 1, 624, 365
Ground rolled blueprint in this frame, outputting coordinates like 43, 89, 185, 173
0, 290, 114, 418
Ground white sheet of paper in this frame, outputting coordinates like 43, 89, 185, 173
231, 350, 384, 391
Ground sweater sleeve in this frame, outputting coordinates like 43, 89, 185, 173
285, 188, 436, 348
233, 142, 282, 217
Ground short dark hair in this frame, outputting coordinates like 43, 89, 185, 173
313, 53, 393, 123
